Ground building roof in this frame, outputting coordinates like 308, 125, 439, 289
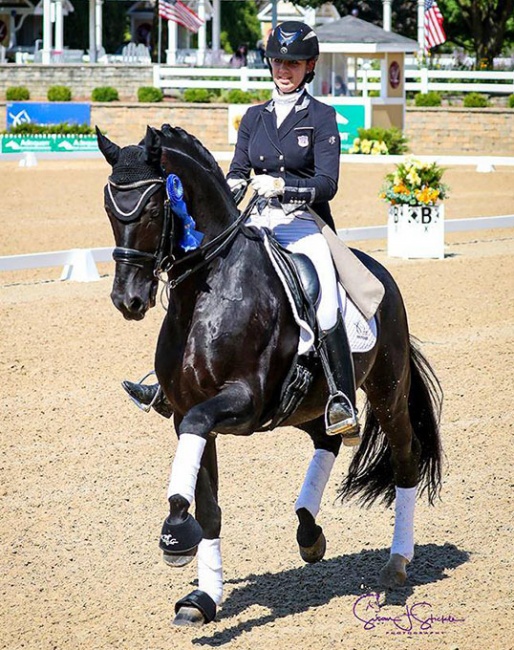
316, 15, 419, 54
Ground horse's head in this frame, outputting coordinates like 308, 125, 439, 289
97, 126, 168, 320
97, 124, 239, 320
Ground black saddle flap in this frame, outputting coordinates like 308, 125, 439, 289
265, 233, 320, 332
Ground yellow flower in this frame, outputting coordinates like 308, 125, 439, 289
360, 139, 372, 154
406, 169, 421, 187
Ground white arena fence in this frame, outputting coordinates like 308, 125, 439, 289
2, 154, 513, 282
1, 216, 513, 283
153, 65, 514, 96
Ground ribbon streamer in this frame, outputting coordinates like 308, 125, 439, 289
166, 174, 204, 252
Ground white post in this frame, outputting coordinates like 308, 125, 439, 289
41, 0, 52, 64
197, 0, 206, 66
95, 0, 103, 50
54, 0, 63, 52
362, 63, 369, 98
241, 66, 249, 91
212, 0, 220, 53
417, 0, 425, 53
167, 19, 177, 65
382, 0, 392, 31
8, 11, 17, 49
421, 66, 429, 93
88, 0, 97, 63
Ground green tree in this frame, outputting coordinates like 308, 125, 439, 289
292, 0, 514, 66
220, 0, 261, 53
437, 0, 514, 67
64, 0, 132, 53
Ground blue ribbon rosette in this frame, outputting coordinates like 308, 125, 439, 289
166, 174, 204, 252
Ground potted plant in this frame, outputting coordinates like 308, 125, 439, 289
379, 158, 449, 259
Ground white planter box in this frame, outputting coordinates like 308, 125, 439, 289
387, 204, 445, 259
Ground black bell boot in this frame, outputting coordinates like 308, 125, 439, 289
122, 379, 173, 419
318, 312, 360, 446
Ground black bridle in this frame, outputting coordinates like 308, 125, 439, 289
110, 178, 173, 274
111, 176, 259, 290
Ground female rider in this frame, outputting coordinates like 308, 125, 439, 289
124, 21, 360, 444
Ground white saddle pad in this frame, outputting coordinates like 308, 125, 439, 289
262, 236, 377, 355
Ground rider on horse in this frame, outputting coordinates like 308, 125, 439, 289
124, 21, 361, 443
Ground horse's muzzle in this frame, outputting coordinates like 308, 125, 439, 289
110, 268, 157, 320
111, 290, 149, 320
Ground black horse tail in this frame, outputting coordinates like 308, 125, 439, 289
338, 338, 444, 508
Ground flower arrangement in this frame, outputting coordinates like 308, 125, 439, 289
349, 137, 389, 155
379, 158, 449, 206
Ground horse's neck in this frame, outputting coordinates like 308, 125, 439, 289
188, 182, 236, 241
166, 151, 237, 240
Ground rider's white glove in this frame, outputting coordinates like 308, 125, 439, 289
227, 177, 247, 192
250, 174, 285, 199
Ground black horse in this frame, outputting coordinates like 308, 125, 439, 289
97, 124, 443, 627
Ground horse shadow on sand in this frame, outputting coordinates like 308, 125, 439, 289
191, 542, 469, 646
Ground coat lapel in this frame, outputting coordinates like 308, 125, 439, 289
260, 102, 282, 154
278, 94, 311, 139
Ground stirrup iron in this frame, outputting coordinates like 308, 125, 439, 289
126, 370, 162, 413
324, 391, 360, 444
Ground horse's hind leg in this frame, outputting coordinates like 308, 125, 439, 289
295, 417, 342, 563
364, 365, 421, 588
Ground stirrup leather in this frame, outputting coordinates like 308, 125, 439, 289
126, 370, 162, 413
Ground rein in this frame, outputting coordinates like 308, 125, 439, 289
165, 193, 259, 290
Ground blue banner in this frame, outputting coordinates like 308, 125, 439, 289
6, 102, 91, 129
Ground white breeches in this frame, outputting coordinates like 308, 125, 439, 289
247, 206, 339, 331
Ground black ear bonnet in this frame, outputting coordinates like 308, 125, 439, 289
105, 145, 165, 222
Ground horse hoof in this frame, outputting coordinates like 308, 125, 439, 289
173, 589, 216, 626
379, 553, 409, 588
163, 546, 197, 568
173, 606, 205, 627
299, 531, 326, 564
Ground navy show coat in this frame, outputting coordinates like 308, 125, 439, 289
227, 92, 341, 231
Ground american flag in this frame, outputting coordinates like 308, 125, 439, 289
424, 0, 446, 50
158, 0, 204, 33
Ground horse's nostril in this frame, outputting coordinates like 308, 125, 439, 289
128, 296, 145, 313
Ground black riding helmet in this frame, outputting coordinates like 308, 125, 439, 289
265, 21, 319, 88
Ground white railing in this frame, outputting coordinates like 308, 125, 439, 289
359, 67, 514, 96
154, 65, 514, 96
154, 65, 273, 92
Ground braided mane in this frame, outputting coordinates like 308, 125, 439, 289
152, 123, 227, 187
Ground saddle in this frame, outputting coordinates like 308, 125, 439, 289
258, 231, 320, 429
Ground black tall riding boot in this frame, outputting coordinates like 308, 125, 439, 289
318, 312, 360, 446
122, 374, 173, 419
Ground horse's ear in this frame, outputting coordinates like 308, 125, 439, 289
143, 125, 162, 167
95, 126, 120, 166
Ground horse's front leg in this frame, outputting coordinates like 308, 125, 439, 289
171, 436, 223, 627
295, 418, 342, 563
161, 385, 251, 625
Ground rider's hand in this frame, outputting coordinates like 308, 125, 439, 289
227, 177, 247, 194
250, 174, 285, 199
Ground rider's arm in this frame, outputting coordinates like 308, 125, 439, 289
282, 104, 340, 207
227, 109, 254, 184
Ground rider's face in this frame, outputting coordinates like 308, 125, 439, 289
270, 58, 314, 93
